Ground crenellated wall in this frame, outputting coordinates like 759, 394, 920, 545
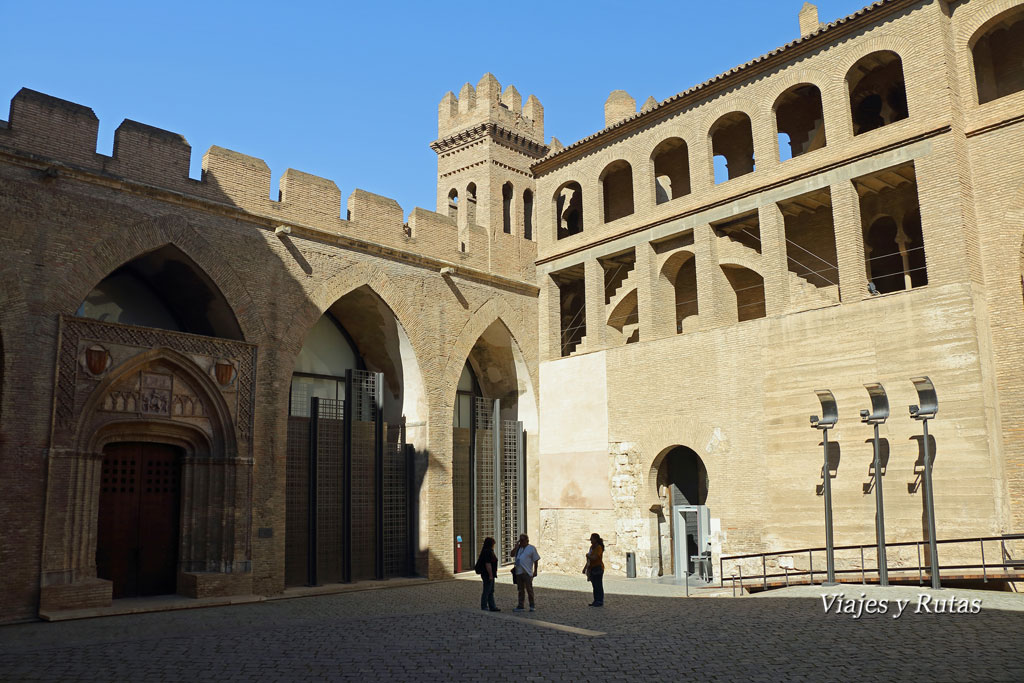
0, 88, 535, 283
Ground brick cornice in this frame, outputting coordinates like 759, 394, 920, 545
431, 123, 548, 159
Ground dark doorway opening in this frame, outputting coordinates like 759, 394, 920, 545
97, 442, 182, 598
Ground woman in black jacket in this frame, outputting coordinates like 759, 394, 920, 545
477, 537, 500, 611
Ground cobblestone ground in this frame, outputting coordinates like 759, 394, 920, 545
2, 577, 1023, 682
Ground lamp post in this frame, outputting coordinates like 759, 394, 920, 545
860, 383, 889, 587
811, 389, 839, 586
910, 376, 940, 590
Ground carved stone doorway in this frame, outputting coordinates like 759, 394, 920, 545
97, 442, 182, 598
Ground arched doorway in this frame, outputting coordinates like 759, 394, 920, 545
97, 442, 183, 598
657, 446, 710, 580
285, 285, 421, 586
451, 320, 528, 569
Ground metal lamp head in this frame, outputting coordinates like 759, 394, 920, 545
861, 382, 889, 424
909, 376, 937, 420
812, 389, 838, 429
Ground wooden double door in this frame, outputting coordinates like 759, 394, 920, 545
97, 442, 182, 598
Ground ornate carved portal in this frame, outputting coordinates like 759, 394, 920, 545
39, 316, 258, 612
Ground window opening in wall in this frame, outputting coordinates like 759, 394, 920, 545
721, 265, 766, 322
555, 181, 584, 239
448, 189, 459, 221
775, 84, 826, 161
502, 182, 513, 234
847, 51, 908, 136
599, 249, 638, 346
779, 188, 840, 304
466, 183, 478, 226
523, 189, 534, 240
972, 8, 1024, 105
710, 112, 755, 183
711, 212, 761, 254
552, 266, 586, 356
652, 138, 691, 204
600, 160, 635, 223
854, 162, 926, 294
655, 237, 698, 334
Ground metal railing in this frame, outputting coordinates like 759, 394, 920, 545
719, 533, 1024, 596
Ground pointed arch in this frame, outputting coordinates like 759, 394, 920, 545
61, 214, 266, 343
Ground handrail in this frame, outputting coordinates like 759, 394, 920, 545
718, 533, 1024, 593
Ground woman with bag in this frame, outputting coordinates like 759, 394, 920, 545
583, 532, 605, 607
476, 537, 500, 612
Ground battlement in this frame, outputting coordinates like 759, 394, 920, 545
437, 73, 544, 144
0, 87, 536, 284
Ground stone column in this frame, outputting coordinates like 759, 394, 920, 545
759, 203, 790, 315
537, 272, 562, 361
831, 180, 868, 303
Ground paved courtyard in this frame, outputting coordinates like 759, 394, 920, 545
1, 575, 1023, 682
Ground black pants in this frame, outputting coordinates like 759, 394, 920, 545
590, 568, 604, 605
481, 576, 496, 610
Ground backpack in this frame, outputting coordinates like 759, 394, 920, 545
474, 554, 486, 575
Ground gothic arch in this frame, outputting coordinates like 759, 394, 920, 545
440, 297, 537, 432
634, 417, 731, 507
61, 213, 266, 343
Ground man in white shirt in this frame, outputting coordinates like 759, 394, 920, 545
512, 533, 540, 612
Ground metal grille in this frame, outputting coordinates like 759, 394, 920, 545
284, 415, 310, 586
383, 420, 409, 577
501, 420, 523, 559
474, 398, 496, 553
349, 370, 377, 581
316, 398, 345, 584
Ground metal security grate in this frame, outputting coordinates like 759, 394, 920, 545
316, 398, 346, 584
349, 370, 377, 581
383, 420, 409, 578
474, 397, 496, 554
501, 420, 523, 560
284, 415, 310, 586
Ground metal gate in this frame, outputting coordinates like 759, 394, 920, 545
284, 370, 413, 586
472, 398, 524, 564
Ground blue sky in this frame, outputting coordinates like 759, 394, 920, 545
1, 1, 868, 215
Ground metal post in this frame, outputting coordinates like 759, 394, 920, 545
921, 418, 941, 589
374, 372, 385, 581
822, 427, 836, 585
493, 399, 501, 562
763, 556, 768, 591
308, 396, 320, 587
860, 546, 865, 584
981, 540, 987, 583
516, 424, 525, 536
343, 371, 353, 583
808, 550, 813, 585
872, 422, 888, 586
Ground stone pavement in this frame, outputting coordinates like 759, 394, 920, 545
2, 575, 1023, 682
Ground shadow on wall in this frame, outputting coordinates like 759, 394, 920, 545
815, 440, 841, 497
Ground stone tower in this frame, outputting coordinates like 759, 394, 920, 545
431, 74, 546, 244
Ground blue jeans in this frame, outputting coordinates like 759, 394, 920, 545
590, 568, 604, 605
481, 576, 497, 610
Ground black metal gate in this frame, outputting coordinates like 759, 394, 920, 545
472, 398, 524, 564
285, 370, 413, 586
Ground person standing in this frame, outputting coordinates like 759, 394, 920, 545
511, 533, 540, 612
584, 532, 605, 607
476, 537, 500, 612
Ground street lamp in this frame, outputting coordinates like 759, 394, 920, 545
811, 389, 839, 586
860, 383, 889, 587
910, 376, 940, 590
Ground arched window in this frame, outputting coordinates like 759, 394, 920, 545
847, 51, 908, 135
710, 112, 755, 183
448, 189, 459, 221
555, 181, 584, 239
600, 160, 634, 223
523, 189, 534, 240
453, 362, 480, 428
661, 251, 698, 333
972, 8, 1024, 104
466, 183, 477, 226
651, 138, 691, 204
775, 84, 826, 160
77, 245, 243, 339
721, 265, 765, 322
502, 182, 513, 234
